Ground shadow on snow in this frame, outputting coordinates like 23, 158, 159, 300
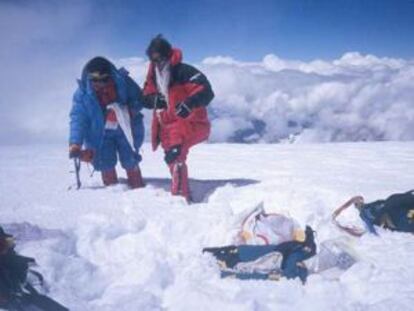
145, 177, 260, 203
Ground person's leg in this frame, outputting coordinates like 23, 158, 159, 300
170, 160, 189, 199
168, 121, 209, 201
185, 121, 210, 147
99, 130, 118, 186
115, 128, 144, 189
167, 143, 191, 200
160, 123, 192, 200
125, 167, 144, 189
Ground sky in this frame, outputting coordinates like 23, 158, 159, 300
3, 0, 414, 62
0, 0, 413, 144
97, 0, 414, 62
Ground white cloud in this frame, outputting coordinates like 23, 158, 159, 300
191, 52, 413, 143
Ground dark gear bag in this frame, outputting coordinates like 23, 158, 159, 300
360, 190, 414, 234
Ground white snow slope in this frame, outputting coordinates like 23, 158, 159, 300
1, 142, 414, 311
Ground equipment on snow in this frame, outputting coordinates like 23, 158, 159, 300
333, 190, 414, 236
204, 204, 357, 283
2, 280, 69, 311
204, 226, 317, 283
235, 203, 304, 245
0, 227, 68, 311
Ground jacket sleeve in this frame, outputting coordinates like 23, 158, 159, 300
69, 91, 88, 146
142, 63, 157, 109
178, 64, 214, 108
125, 75, 144, 115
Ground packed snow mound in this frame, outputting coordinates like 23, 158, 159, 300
1, 142, 414, 310
120, 52, 414, 143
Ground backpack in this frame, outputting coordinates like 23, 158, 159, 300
360, 190, 414, 234
0, 226, 69, 311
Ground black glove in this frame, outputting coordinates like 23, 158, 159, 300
155, 94, 167, 110
143, 93, 167, 110
175, 101, 192, 118
164, 145, 182, 164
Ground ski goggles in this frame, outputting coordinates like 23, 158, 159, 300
88, 72, 111, 83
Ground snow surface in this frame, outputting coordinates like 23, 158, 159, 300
1, 142, 414, 310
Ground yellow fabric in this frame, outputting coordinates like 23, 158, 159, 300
293, 229, 306, 242
241, 231, 252, 242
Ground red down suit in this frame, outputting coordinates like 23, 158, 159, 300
142, 48, 214, 199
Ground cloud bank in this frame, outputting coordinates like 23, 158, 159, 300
120, 52, 414, 144
201, 53, 414, 143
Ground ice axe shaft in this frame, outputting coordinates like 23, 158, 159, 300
74, 157, 81, 189
68, 157, 82, 190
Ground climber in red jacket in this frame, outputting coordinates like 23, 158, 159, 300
142, 35, 214, 202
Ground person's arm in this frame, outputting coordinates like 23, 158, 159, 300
180, 64, 214, 108
175, 64, 214, 118
69, 93, 88, 148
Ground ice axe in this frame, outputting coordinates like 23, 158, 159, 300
68, 156, 82, 190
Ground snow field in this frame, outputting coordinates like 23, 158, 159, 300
1, 142, 414, 310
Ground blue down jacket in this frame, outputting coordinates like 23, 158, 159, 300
69, 62, 144, 162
